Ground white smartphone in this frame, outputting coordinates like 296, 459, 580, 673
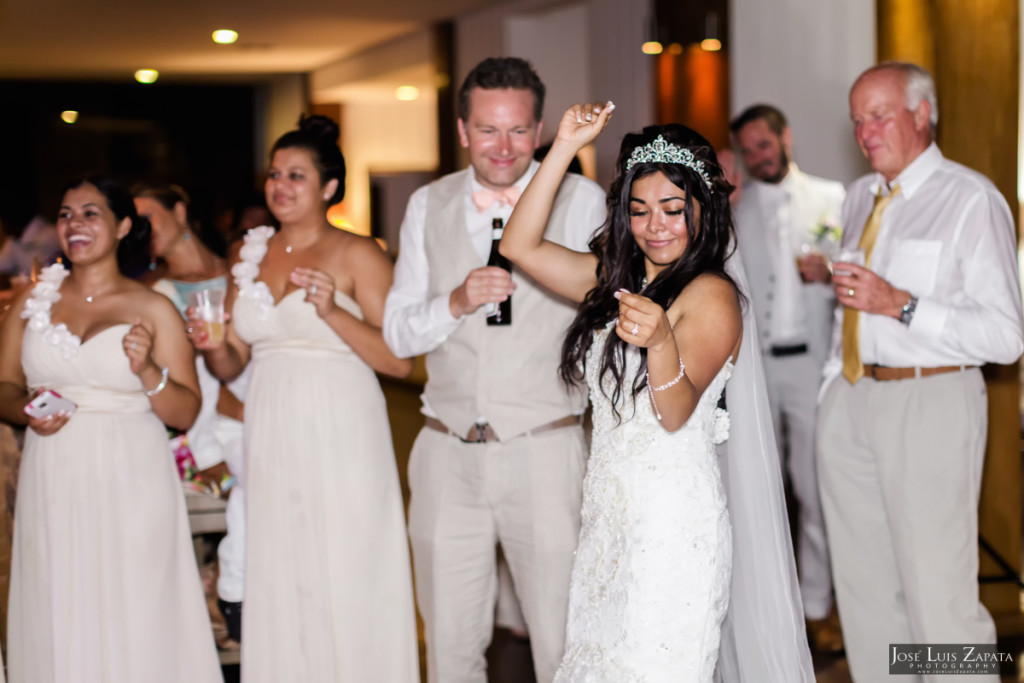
24, 390, 77, 419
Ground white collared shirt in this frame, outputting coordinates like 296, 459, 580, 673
755, 168, 811, 344
383, 160, 604, 359
822, 143, 1024, 389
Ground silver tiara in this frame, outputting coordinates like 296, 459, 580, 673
625, 135, 712, 188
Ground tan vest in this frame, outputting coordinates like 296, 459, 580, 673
422, 169, 588, 440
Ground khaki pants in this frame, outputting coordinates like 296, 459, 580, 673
408, 425, 586, 683
764, 350, 833, 619
817, 369, 996, 682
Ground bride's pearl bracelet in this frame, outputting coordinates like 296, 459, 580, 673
646, 358, 685, 422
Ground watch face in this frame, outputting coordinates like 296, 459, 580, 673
899, 296, 918, 325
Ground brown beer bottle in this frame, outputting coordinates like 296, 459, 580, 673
486, 217, 512, 326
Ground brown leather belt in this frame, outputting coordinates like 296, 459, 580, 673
423, 415, 581, 443
863, 364, 976, 381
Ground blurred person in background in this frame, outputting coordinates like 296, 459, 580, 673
134, 181, 249, 649
730, 104, 845, 653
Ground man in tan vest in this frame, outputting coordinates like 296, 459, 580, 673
383, 57, 606, 683
817, 62, 1024, 681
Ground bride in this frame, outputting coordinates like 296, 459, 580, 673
500, 102, 813, 681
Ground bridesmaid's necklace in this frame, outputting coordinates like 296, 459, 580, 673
281, 231, 321, 255
79, 283, 117, 303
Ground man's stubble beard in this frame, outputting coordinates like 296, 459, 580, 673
761, 146, 790, 185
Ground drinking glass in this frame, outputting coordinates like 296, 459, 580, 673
188, 289, 226, 343
831, 248, 865, 277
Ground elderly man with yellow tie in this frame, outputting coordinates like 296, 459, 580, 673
817, 61, 1024, 682
383, 57, 606, 683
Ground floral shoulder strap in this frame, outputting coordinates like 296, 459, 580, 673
20, 263, 81, 359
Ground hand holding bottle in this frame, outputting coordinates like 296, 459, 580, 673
449, 267, 515, 318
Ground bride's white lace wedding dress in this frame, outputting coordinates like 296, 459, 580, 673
555, 325, 734, 682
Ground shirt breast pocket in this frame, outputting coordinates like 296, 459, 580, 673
885, 239, 942, 296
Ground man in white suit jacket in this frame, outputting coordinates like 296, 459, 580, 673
731, 104, 845, 651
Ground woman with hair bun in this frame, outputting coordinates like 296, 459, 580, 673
192, 115, 419, 681
0, 175, 221, 682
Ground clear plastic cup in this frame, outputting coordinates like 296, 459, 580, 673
188, 289, 226, 343
831, 247, 865, 277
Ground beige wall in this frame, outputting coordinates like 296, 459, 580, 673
259, 74, 309, 169
729, 0, 875, 185
306, 29, 439, 237
505, 2, 591, 144
340, 98, 439, 238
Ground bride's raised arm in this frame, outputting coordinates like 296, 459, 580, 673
499, 101, 614, 303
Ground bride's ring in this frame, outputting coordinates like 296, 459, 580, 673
129, 341, 137, 350
847, 288, 855, 297
310, 284, 318, 296
631, 322, 639, 335
186, 327, 194, 334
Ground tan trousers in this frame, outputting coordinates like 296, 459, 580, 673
817, 369, 997, 682
764, 351, 833, 619
408, 425, 586, 683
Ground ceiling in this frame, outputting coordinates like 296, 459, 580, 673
0, 0, 502, 80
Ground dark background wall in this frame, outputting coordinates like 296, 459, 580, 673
0, 80, 259, 241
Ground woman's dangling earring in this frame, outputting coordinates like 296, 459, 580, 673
149, 257, 157, 271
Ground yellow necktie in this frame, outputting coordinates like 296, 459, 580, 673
841, 184, 901, 383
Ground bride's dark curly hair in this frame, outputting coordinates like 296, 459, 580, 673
558, 123, 739, 417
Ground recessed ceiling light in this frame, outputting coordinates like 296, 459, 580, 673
212, 29, 238, 45
60, 110, 78, 124
395, 86, 420, 101
700, 38, 722, 52
135, 69, 159, 84
641, 41, 663, 55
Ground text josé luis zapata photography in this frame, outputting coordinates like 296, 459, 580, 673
890, 644, 1013, 675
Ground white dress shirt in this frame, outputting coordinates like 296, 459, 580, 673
822, 143, 1024, 388
383, 160, 603, 359
754, 168, 821, 345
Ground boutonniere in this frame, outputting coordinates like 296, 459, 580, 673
811, 215, 842, 244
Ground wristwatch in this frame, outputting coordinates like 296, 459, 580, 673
899, 295, 918, 326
